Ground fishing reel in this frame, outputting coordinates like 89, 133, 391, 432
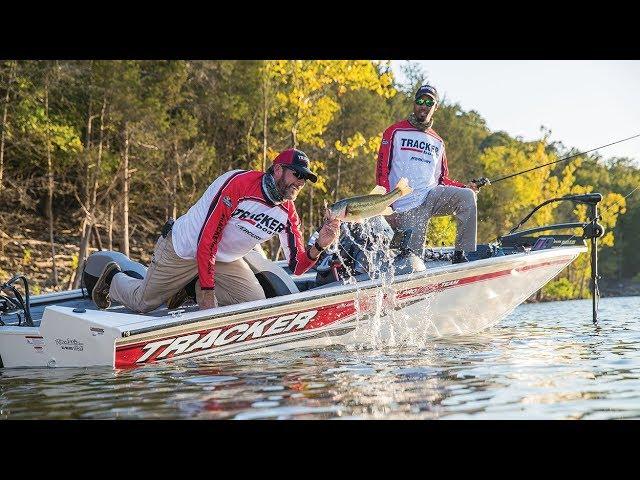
469, 177, 491, 189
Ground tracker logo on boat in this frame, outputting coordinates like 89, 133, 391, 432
135, 310, 318, 363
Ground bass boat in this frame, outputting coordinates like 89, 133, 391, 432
0, 194, 604, 369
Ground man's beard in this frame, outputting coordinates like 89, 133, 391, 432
276, 176, 300, 201
408, 112, 433, 131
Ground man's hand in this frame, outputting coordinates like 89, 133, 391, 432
468, 177, 490, 192
199, 289, 218, 311
318, 209, 341, 249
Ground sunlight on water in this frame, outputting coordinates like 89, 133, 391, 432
1, 296, 639, 419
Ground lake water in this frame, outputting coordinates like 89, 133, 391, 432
1, 296, 639, 420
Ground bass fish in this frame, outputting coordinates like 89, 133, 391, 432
326, 178, 412, 223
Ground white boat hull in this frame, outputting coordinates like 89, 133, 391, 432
0, 246, 585, 369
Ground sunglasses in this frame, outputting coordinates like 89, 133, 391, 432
283, 165, 307, 181
415, 97, 436, 108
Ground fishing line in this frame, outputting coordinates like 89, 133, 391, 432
476, 133, 640, 187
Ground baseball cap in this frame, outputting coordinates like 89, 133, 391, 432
272, 148, 318, 183
415, 84, 439, 103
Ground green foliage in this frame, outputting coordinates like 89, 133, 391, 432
71, 254, 79, 270
1, 60, 639, 299
425, 216, 457, 247
22, 248, 32, 265
542, 277, 576, 301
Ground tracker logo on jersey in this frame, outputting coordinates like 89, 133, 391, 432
232, 208, 286, 235
400, 138, 440, 155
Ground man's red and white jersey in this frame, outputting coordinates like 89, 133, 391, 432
376, 120, 465, 212
172, 170, 315, 289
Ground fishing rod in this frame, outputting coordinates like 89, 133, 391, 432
471, 133, 640, 188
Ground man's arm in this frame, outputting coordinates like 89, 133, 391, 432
376, 126, 395, 191
195, 174, 242, 293
280, 204, 340, 275
438, 148, 467, 188
308, 216, 341, 260
198, 289, 218, 310
280, 205, 317, 275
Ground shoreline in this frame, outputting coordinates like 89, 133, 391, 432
2, 226, 638, 301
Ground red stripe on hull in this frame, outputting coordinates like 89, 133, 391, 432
116, 302, 358, 368
115, 255, 573, 368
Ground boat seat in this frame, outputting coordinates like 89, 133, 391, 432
243, 249, 300, 298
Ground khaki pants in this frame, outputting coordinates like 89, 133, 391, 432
389, 185, 477, 254
109, 232, 266, 313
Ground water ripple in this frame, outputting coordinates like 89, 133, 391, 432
1, 296, 639, 419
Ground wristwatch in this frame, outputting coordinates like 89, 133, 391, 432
314, 240, 326, 252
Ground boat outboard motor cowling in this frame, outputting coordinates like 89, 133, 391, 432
82, 251, 147, 296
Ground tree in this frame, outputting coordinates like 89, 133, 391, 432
0, 60, 16, 197
11, 61, 82, 287
267, 60, 395, 231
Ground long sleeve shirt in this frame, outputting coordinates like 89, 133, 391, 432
376, 119, 465, 213
171, 170, 316, 289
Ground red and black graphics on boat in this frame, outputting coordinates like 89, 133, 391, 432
115, 301, 359, 368
114, 256, 576, 368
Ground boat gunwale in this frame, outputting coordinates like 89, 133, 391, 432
114, 246, 584, 341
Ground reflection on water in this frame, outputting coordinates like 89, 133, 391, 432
1, 297, 639, 419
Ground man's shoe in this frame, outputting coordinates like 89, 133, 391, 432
451, 251, 469, 264
166, 287, 189, 310
92, 261, 121, 309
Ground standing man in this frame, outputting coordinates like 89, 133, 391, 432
91, 148, 341, 312
376, 84, 480, 263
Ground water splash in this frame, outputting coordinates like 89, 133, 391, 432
331, 218, 438, 351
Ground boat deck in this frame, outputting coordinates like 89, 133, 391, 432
1, 271, 323, 327
0, 254, 454, 328
1, 292, 202, 327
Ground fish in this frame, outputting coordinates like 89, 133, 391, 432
325, 178, 413, 223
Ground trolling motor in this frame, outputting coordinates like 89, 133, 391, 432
578, 194, 606, 325
498, 193, 605, 324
